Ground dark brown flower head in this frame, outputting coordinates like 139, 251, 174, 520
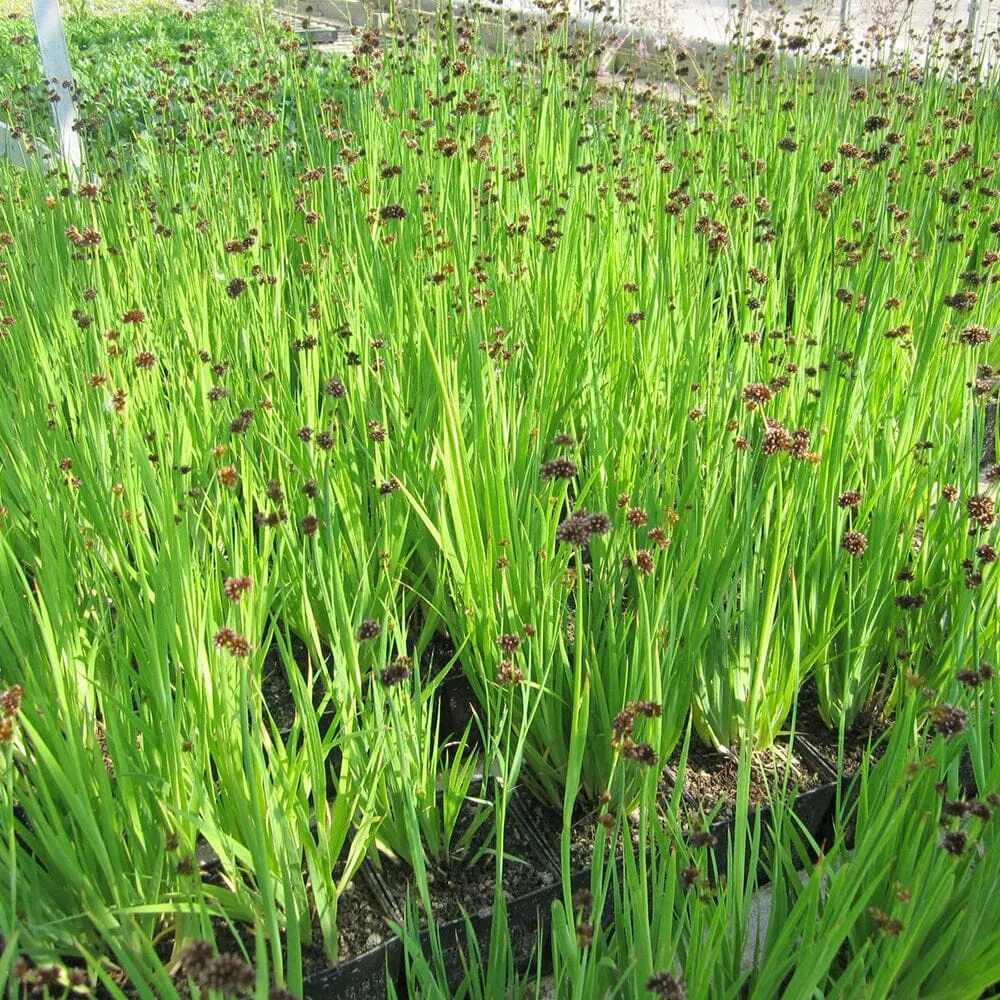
208, 385, 229, 402
134, 350, 156, 369
625, 507, 647, 527
552, 433, 576, 447
380, 204, 407, 220
863, 115, 890, 132
496, 633, 521, 654
226, 278, 247, 300
688, 830, 716, 849
680, 864, 700, 891
555, 509, 611, 546
230, 408, 255, 434
931, 703, 968, 739
224, 576, 253, 602
356, 618, 382, 642
180, 940, 214, 981
940, 830, 968, 856
868, 906, 904, 936
587, 513, 612, 536
265, 480, 284, 503
944, 290, 977, 312
324, 376, 347, 398
957, 667, 982, 688
966, 494, 996, 526
300, 514, 319, 537
621, 740, 657, 766
540, 457, 578, 480
302, 479, 319, 498
377, 476, 401, 495
841, 531, 868, 556
635, 550, 654, 575
612, 709, 635, 740
959, 324, 991, 345
985, 464, 1000, 485
777, 136, 798, 152
0, 684, 24, 717
217, 465, 239, 489
200, 953, 256, 996
380, 660, 411, 686
122, 308, 146, 324
630, 700, 662, 719
838, 490, 862, 509
646, 972, 686, 999
496, 660, 524, 685
648, 527, 670, 550
315, 431, 334, 451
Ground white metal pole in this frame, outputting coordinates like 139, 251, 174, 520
30, 0, 83, 178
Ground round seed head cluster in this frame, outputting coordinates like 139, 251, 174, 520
555, 509, 611, 546
540, 457, 579, 480
841, 531, 868, 556
646, 971, 687, 1000
356, 618, 382, 642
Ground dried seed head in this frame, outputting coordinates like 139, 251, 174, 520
540, 457, 579, 480
300, 514, 319, 537
838, 490, 862, 509
841, 531, 868, 556
217, 466, 239, 489
496, 660, 524, 685
635, 549, 654, 575
868, 906, 904, 936
940, 830, 968, 856
648, 527, 670, 550
626, 507, 647, 526
646, 969, 687, 996
555, 509, 611, 546
134, 350, 156, 369
621, 740, 657, 766
324, 376, 347, 398
958, 324, 991, 345
966, 494, 996, 527
224, 576, 253, 602
496, 633, 521, 654
356, 618, 382, 642
180, 941, 215, 981
380, 660, 411, 686
199, 953, 256, 996
931, 703, 968, 739
552, 433, 576, 447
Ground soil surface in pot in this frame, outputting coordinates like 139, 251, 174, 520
663, 740, 828, 829
377, 801, 558, 927
786, 680, 890, 777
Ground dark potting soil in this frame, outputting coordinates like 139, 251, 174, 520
376, 804, 558, 928
787, 680, 890, 778
260, 629, 331, 735
664, 741, 827, 829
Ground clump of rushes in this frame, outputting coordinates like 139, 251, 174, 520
367, 653, 493, 873
3, 0, 1000, 989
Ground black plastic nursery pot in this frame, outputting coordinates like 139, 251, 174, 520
661, 738, 839, 885
301, 937, 404, 1000
193, 738, 844, 1000
297, 788, 560, 999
